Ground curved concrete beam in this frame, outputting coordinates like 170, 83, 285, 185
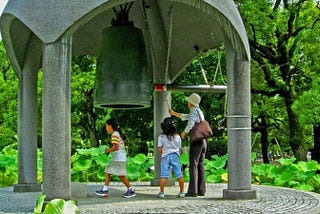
0, 0, 249, 81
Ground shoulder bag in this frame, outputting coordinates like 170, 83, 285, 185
189, 109, 213, 143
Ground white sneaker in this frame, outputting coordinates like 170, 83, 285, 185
178, 192, 185, 198
157, 192, 165, 198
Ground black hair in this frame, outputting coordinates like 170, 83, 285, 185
161, 117, 178, 140
106, 118, 127, 140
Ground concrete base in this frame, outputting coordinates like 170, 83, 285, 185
71, 182, 87, 198
14, 183, 42, 192
150, 178, 175, 186
223, 189, 257, 200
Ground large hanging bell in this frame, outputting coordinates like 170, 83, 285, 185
94, 26, 150, 109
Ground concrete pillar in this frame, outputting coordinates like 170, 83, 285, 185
145, 0, 174, 186
151, 91, 174, 186
42, 36, 72, 201
14, 35, 41, 192
223, 43, 256, 200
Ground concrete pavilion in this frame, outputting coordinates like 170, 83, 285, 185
0, 0, 255, 202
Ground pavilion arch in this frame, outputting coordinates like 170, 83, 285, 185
0, 0, 256, 202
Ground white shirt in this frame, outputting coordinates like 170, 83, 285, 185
158, 134, 181, 157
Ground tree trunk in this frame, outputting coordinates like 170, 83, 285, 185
259, 115, 269, 164
85, 89, 99, 147
261, 126, 269, 164
252, 114, 270, 164
313, 125, 320, 162
285, 98, 305, 160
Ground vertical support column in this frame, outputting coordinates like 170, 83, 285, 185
42, 36, 72, 201
144, 0, 174, 186
223, 43, 256, 200
151, 91, 174, 186
14, 35, 41, 192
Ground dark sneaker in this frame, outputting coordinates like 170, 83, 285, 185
122, 188, 136, 198
95, 189, 108, 197
185, 193, 197, 197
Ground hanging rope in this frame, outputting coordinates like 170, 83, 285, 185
213, 51, 226, 85
214, 51, 228, 130
218, 51, 227, 128
218, 86, 228, 130
140, 0, 156, 77
163, 3, 174, 109
197, 50, 228, 130
141, 1, 173, 109
199, 60, 209, 85
164, 4, 174, 84
197, 49, 226, 86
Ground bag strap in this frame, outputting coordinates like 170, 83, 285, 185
195, 108, 204, 121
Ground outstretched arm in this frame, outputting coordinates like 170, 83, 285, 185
169, 109, 181, 118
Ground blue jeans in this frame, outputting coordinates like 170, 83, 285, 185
160, 153, 183, 179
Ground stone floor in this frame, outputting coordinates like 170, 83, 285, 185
1, 182, 320, 213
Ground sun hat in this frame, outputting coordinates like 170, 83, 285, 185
186, 93, 201, 106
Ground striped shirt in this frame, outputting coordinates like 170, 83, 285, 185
181, 106, 204, 133
111, 131, 127, 162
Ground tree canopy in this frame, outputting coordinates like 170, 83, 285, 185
0, 0, 320, 162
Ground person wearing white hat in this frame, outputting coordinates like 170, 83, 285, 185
169, 93, 207, 197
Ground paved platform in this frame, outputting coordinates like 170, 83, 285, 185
1, 182, 320, 213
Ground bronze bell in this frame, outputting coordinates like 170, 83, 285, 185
94, 25, 150, 109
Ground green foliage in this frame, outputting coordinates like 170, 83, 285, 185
0, 42, 18, 149
207, 136, 227, 157
235, 0, 320, 160
308, 174, 320, 193
2, 144, 320, 195
293, 78, 320, 126
70, 146, 154, 182
71, 55, 108, 149
125, 138, 150, 157
0, 143, 18, 187
172, 52, 229, 158
71, 145, 110, 182
37, 148, 43, 183
180, 153, 189, 165
252, 157, 320, 192
34, 194, 78, 214
127, 154, 154, 181
33, 194, 46, 214
252, 164, 274, 185
205, 155, 228, 183
111, 109, 154, 153
0, 144, 43, 187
